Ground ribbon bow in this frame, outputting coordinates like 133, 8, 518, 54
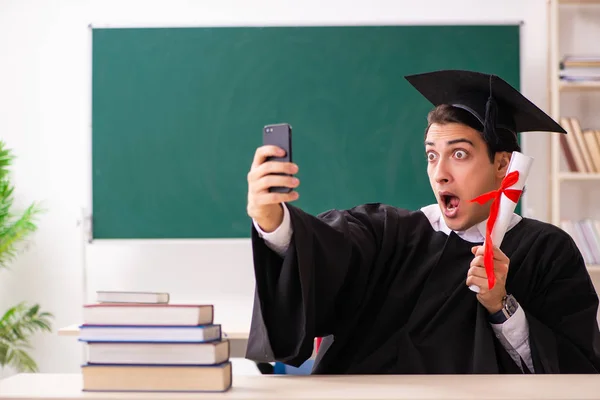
470, 170, 522, 290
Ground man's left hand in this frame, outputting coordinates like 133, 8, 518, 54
466, 245, 509, 314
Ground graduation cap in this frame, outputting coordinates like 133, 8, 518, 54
404, 70, 567, 145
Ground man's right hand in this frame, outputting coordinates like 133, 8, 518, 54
247, 145, 300, 233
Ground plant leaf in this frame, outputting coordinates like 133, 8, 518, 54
0, 142, 52, 373
0, 303, 52, 372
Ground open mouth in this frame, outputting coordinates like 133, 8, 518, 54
440, 191, 460, 218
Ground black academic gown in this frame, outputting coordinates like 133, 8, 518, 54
245, 203, 600, 374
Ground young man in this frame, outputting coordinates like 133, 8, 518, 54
244, 70, 600, 374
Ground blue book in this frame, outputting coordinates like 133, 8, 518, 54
78, 324, 221, 343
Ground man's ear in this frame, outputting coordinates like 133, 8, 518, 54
495, 152, 511, 178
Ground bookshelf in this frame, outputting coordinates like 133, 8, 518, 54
548, 0, 600, 274
558, 0, 600, 4
559, 81, 600, 91
558, 172, 600, 180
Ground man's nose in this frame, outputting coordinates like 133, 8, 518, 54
434, 159, 451, 184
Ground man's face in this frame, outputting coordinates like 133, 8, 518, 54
425, 122, 509, 232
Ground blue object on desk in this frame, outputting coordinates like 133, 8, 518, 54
273, 360, 315, 375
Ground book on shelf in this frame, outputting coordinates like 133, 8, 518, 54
560, 55, 600, 69
559, 117, 600, 173
559, 68, 600, 82
79, 295, 231, 393
561, 219, 600, 266
559, 55, 600, 81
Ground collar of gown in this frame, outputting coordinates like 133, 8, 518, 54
420, 204, 523, 244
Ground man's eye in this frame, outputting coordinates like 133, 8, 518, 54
454, 150, 467, 159
427, 152, 437, 161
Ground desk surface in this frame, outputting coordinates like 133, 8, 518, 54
1, 373, 599, 400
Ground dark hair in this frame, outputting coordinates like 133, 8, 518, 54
425, 104, 521, 162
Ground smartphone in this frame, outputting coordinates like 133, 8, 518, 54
263, 123, 292, 193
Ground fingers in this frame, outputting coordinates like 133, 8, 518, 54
248, 157, 299, 195
470, 254, 485, 268
248, 153, 299, 199
251, 174, 300, 194
493, 246, 509, 263
467, 264, 487, 279
251, 145, 286, 169
467, 256, 488, 292
471, 245, 509, 263
470, 252, 508, 276
249, 160, 298, 183
466, 275, 489, 292
252, 191, 299, 205
247, 146, 300, 225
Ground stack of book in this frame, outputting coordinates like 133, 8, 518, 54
558, 117, 600, 173
559, 55, 600, 82
78, 291, 232, 392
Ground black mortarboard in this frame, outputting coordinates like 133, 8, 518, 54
404, 70, 567, 144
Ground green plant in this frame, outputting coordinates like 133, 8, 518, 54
0, 141, 52, 372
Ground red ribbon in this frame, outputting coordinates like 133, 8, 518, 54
470, 170, 522, 290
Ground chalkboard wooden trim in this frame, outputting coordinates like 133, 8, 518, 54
87, 21, 525, 29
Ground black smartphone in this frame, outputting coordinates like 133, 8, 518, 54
263, 123, 292, 193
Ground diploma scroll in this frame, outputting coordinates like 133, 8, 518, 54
469, 151, 534, 294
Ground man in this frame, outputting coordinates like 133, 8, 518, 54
244, 70, 600, 374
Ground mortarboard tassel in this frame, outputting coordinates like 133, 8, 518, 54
483, 75, 499, 146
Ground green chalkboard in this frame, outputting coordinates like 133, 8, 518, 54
91, 24, 520, 239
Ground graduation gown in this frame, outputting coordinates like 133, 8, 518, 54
245, 203, 600, 374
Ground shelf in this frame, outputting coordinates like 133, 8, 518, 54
560, 0, 600, 4
559, 81, 600, 91
587, 265, 600, 272
558, 172, 600, 180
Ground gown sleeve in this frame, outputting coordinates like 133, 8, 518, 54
252, 202, 293, 256
245, 202, 401, 367
523, 228, 600, 373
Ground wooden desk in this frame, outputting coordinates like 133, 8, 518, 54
58, 325, 250, 359
1, 373, 599, 399
58, 325, 80, 336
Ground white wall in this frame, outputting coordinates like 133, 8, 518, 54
1, 0, 597, 377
